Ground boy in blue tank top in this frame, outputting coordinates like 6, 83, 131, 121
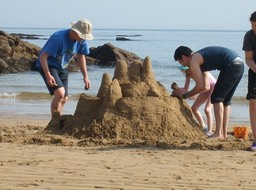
36, 18, 93, 118
172, 46, 244, 139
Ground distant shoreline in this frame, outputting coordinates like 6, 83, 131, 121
0, 27, 246, 33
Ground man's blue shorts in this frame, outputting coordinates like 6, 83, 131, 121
39, 67, 68, 96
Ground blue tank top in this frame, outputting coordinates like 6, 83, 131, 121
197, 46, 239, 71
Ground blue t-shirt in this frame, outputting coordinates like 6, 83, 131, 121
36, 29, 90, 70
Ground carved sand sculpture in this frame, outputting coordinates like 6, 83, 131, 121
46, 56, 205, 145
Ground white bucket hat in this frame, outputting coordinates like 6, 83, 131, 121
70, 18, 94, 40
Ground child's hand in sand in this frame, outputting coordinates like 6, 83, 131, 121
171, 88, 184, 98
171, 82, 178, 90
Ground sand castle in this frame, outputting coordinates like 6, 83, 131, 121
46, 56, 204, 145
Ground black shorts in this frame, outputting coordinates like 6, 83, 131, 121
211, 61, 244, 106
246, 69, 256, 100
39, 67, 68, 96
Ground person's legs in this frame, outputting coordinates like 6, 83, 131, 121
51, 87, 68, 115
39, 68, 69, 116
50, 69, 69, 115
246, 69, 256, 150
210, 102, 224, 138
204, 98, 213, 133
249, 100, 256, 143
223, 105, 230, 139
210, 63, 243, 139
191, 93, 208, 129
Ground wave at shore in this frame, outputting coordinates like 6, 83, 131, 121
0, 91, 249, 105
0, 91, 81, 100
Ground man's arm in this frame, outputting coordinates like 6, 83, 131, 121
182, 53, 209, 99
39, 51, 57, 86
183, 74, 190, 91
245, 51, 256, 72
76, 54, 90, 90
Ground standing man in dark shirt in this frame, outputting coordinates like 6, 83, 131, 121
243, 11, 256, 151
172, 46, 244, 139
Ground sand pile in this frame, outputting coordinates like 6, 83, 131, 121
45, 56, 207, 145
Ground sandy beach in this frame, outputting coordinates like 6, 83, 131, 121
1, 56, 256, 189
0, 116, 256, 190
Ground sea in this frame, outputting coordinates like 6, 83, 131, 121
0, 27, 251, 125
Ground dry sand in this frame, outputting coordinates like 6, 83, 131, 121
1, 116, 256, 190
1, 57, 256, 189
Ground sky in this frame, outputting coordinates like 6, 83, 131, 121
1, 0, 255, 31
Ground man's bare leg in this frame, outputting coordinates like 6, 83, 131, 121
222, 105, 230, 138
51, 87, 67, 115
209, 102, 224, 138
249, 100, 256, 143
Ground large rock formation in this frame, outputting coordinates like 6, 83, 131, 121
88, 43, 141, 66
46, 56, 204, 145
0, 30, 40, 73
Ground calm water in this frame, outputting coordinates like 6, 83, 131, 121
0, 28, 250, 124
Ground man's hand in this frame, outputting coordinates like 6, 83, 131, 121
171, 82, 178, 90
47, 74, 58, 87
84, 78, 91, 90
172, 88, 184, 98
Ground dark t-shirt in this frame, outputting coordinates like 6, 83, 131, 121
197, 46, 239, 71
242, 29, 256, 63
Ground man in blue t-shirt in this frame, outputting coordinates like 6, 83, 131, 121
36, 18, 94, 117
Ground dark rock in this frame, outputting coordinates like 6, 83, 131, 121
116, 37, 131, 41
85, 56, 101, 66
89, 43, 141, 66
11, 33, 48, 40
0, 58, 8, 72
0, 30, 40, 74
116, 34, 141, 41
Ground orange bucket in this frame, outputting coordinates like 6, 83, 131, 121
233, 126, 249, 139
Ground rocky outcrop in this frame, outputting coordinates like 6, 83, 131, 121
0, 30, 40, 74
116, 37, 131, 41
10, 33, 48, 40
116, 34, 141, 41
88, 43, 141, 66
